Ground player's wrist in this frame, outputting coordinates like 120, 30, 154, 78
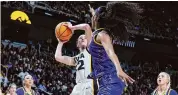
116, 68, 124, 74
58, 40, 63, 45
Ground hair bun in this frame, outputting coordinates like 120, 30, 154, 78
95, 6, 107, 19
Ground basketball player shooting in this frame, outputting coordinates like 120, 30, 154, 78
65, 2, 142, 95
55, 22, 96, 95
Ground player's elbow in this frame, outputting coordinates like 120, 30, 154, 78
55, 54, 62, 62
83, 24, 91, 31
54, 53, 58, 60
106, 49, 114, 58
54, 55, 57, 61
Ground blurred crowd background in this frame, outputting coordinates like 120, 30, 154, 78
1, 1, 178, 95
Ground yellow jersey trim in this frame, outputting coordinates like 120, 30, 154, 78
93, 28, 105, 46
96, 28, 105, 31
89, 54, 94, 95
93, 34, 102, 46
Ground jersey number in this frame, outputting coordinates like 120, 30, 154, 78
77, 60, 85, 70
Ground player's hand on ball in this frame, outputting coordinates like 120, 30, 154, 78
55, 22, 73, 42
65, 23, 75, 32
63, 22, 73, 32
117, 71, 135, 86
63, 22, 72, 27
57, 38, 67, 44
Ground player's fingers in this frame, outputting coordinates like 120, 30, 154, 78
66, 22, 72, 26
88, 4, 93, 11
62, 22, 71, 27
123, 78, 128, 87
128, 76, 135, 83
130, 77, 135, 83
88, 4, 91, 8
88, 4, 95, 16
63, 23, 69, 27
127, 76, 135, 84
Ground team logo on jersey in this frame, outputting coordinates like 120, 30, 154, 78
74, 53, 85, 62
74, 53, 85, 70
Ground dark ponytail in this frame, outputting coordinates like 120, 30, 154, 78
96, 1, 143, 41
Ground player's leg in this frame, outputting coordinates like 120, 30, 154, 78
70, 84, 83, 95
84, 80, 98, 95
97, 82, 124, 95
83, 81, 93, 95
97, 73, 125, 95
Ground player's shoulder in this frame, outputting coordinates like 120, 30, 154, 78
170, 89, 178, 95
83, 49, 91, 55
77, 49, 90, 55
85, 48, 90, 55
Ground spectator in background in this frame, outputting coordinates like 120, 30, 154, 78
0, 72, 4, 86
1, 40, 77, 94
16, 74, 38, 95
38, 79, 47, 92
152, 72, 178, 95
122, 87, 131, 95
62, 83, 68, 95
1, 88, 5, 95
18, 69, 29, 81
3, 76, 9, 90
1, 39, 178, 95
5, 83, 17, 95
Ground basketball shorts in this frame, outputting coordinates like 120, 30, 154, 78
70, 80, 97, 95
97, 72, 126, 95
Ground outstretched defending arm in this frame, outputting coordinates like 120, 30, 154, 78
97, 31, 135, 84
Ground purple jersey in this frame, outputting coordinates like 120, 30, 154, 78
88, 28, 125, 95
88, 28, 116, 78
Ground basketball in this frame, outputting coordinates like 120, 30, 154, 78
55, 22, 73, 42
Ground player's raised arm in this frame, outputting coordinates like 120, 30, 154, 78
66, 5, 93, 47
54, 22, 76, 66
68, 24, 92, 47
55, 40, 76, 66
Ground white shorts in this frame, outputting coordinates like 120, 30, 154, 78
70, 81, 95, 95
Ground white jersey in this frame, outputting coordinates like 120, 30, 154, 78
72, 49, 97, 95
74, 49, 92, 83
